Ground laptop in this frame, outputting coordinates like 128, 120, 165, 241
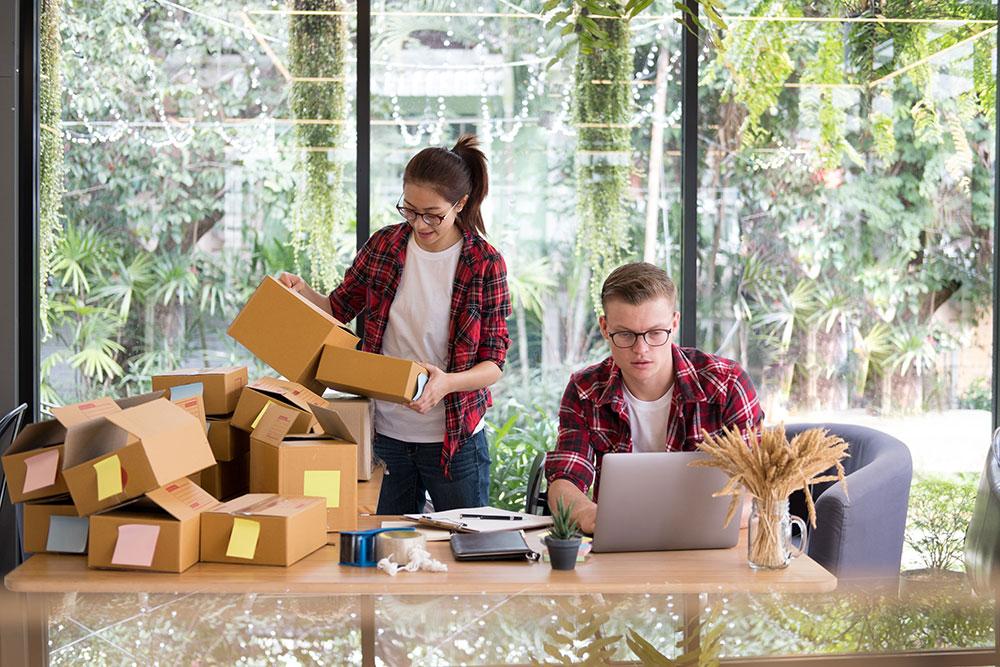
590, 451, 741, 553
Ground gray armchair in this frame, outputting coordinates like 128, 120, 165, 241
786, 423, 912, 581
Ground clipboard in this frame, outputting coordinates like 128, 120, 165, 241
402, 506, 554, 534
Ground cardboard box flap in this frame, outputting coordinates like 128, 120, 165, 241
308, 404, 357, 444
5, 420, 65, 456
210, 493, 323, 517
62, 418, 132, 469
104, 399, 214, 484
249, 378, 329, 412
51, 397, 121, 428
115, 390, 167, 410
145, 478, 219, 521
249, 403, 302, 447
157, 366, 243, 377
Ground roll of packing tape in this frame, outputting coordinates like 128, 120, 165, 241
375, 530, 427, 564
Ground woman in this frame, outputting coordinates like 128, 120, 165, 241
280, 135, 511, 514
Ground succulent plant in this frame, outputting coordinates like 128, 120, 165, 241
548, 496, 580, 541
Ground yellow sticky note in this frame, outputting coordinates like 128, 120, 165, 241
226, 517, 260, 559
251, 401, 279, 429
303, 470, 341, 508
94, 455, 123, 500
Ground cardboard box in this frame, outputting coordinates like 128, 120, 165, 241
227, 276, 359, 394
199, 454, 250, 500
199, 493, 326, 566
152, 367, 248, 415
88, 478, 219, 573
230, 377, 328, 435
207, 417, 250, 461
249, 403, 358, 532
62, 398, 216, 517
323, 397, 375, 481
23, 497, 88, 554
316, 345, 428, 405
167, 384, 207, 427
2, 392, 164, 504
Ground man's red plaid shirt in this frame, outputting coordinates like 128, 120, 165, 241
545, 346, 763, 499
329, 222, 511, 475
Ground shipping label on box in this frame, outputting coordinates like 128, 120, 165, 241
227, 276, 359, 394
23, 497, 88, 555
316, 345, 428, 405
199, 493, 326, 566
166, 383, 207, 427
249, 404, 358, 532
62, 399, 215, 517
231, 377, 328, 434
88, 478, 219, 573
152, 367, 248, 415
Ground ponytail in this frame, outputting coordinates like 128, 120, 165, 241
403, 134, 490, 236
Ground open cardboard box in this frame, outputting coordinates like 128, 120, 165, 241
152, 366, 248, 415
199, 454, 250, 501
323, 396, 375, 481
316, 345, 428, 405
249, 403, 358, 532
2, 392, 164, 504
62, 398, 215, 517
207, 416, 250, 461
231, 377, 328, 435
23, 496, 88, 555
88, 478, 219, 573
199, 493, 326, 566
227, 276, 359, 395
165, 383, 207, 427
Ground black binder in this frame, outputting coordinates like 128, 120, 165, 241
450, 530, 539, 561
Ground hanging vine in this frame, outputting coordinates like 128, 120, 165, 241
571, 3, 634, 312
39, 0, 65, 340
288, 0, 348, 293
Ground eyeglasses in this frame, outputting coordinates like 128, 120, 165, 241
608, 328, 673, 349
396, 193, 460, 227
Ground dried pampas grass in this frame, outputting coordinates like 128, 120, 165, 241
690, 424, 850, 529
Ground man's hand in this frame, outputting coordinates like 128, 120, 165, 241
574, 503, 598, 535
407, 362, 451, 414
548, 479, 598, 535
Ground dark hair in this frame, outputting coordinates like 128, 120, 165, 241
601, 262, 678, 311
403, 134, 489, 235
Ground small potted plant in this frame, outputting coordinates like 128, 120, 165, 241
543, 497, 582, 571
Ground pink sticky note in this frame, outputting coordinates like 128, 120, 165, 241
111, 524, 160, 568
22, 449, 60, 494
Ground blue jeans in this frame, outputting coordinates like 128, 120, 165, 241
374, 430, 491, 514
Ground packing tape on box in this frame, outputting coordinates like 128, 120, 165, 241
375, 530, 427, 564
340, 527, 417, 567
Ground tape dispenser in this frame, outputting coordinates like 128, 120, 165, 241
339, 527, 416, 567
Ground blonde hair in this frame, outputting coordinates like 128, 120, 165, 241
601, 262, 677, 311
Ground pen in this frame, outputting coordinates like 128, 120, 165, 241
459, 513, 523, 520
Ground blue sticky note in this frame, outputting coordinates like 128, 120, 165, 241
46, 515, 90, 554
169, 382, 204, 401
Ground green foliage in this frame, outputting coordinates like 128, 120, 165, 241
550, 496, 580, 540
39, 0, 64, 340
958, 377, 991, 411
626, 607, 724, 666
534, 596, 622, 665
540, 0, 654, 67
487, 404, 558, 511
905, 474, 978, 572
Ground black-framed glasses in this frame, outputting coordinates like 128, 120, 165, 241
608, 328, 672, 349
396, 193, 460, 227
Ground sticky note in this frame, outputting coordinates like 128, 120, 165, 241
303, 470, 341, 509
226, 517, 260, 559
251, 401, 280, 429
111, 524, 160, 567
46, 515, 89, 554
169, 382, 203, 400
22, 449, 60, 494
94, 456, 123, 500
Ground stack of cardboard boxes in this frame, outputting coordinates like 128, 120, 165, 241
4, 274, 426, 574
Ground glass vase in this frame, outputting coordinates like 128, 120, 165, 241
747, 497, 808, 570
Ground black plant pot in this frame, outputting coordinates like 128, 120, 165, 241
544, 535, 582, 571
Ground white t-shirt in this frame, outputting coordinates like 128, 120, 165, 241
374, 234, 462, 443
622, 382, 674, 453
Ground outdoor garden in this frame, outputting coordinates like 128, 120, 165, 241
34, 0, 999, 663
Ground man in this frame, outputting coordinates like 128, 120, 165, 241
545, 262, 763, 534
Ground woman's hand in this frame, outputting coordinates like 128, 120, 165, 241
407, 362, 452, 414
277, 273, 333, 315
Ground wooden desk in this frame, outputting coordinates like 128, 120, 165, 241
5, 517, 835, 666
